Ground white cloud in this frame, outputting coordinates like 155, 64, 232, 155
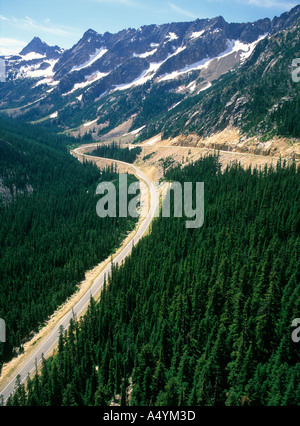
0, 38, 27, 56
168, 3, 198, 19
243, 0, 297, 9
22, 16, 76, 37
0, 15, 78, 39
0, 15, 10, 21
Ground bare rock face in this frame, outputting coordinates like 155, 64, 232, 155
271, 4, 300, 33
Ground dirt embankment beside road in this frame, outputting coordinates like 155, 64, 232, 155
166, 128, 300, 160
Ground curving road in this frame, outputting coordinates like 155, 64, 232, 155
0, 147, 158, 404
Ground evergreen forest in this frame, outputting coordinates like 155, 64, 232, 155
5, 155, 299, 406
0, 117, 137, 371
89, 142, 142, 164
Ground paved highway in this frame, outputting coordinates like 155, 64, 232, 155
0, 148, 158, 404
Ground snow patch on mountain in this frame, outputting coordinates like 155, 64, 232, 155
233, 33, 268, 61
71, 47, 108, 72
64, 71, 108, 95
165, 32, 178, 42
35, 77, 60, 88
157, 36, 265, 83
133, 48, 158, 58
187, 81, 197, 92
190, 30, 205, 40
116, 45, 190, 90
17, 58, 59, 80
114, 62, 162, 91
198, 82, 212, 93
158, 55, 211, 82
21, 52, 46, 61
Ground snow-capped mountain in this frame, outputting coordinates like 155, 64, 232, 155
19, 37, 62, 59
17, 16, 272, 96
1, 5, 299, 138
3, 37, 63, 87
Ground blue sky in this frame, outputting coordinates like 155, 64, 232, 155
0, 0, 298, 55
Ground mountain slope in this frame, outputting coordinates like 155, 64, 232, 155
0, 5, 299, 144
141, 17, 300, 143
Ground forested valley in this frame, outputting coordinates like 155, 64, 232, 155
0, 117, 137, 371
6, 155, 299, 406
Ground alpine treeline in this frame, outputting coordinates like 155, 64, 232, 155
6, 155, 299, 406
0, 117, 137, 371
89, 142, 142, 164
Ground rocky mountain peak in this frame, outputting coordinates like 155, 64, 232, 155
82, 28, 99, 40
271, 4, 300, 33
19, 37, 62, 59
20, 37, 46, 55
